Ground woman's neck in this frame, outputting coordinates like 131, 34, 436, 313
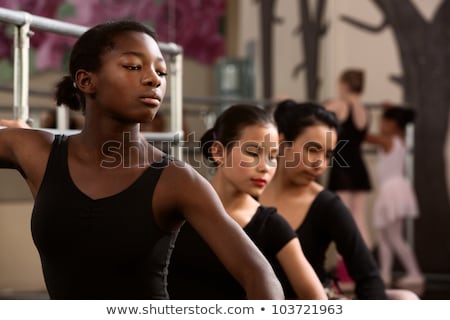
262, 168, 323, 229
268, 168, 312, 197
73, 117, 150, 167
210, 172, 259, 226
81, 117, 142, 144
345, 93, 361, 105
394, 128, 406, 139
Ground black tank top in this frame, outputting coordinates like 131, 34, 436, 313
328, 105, 371, 191
31, 135, 178, 299
338, 105, 368, 155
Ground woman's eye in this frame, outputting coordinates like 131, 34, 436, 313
268, 152, 278, 160
124, 65, 141, 71
157, 71, 168, 77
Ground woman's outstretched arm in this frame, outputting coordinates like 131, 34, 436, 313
324, 195, 387, 299
0, 119, 30, 129
365, 133, 392, 152
155, 163, 285, 300
277, 238, 328, 299
0, 125, 54, 196
0, 119, 32, 169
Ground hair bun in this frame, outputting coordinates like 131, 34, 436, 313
383, 106, 415, 128
55, 75, 84, 111
403, 109, 415, 123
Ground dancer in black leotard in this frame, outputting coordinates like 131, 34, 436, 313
32, 135, 174, 299
0, 20, 284, 300
169, 105, 326, 300
328, 105, 371, 192
326, 69, 372, 251
261, 100, 418, 300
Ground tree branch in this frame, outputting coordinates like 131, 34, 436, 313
372, 0, 427, 26
292, 62, 306, 78
320, 22, 328, 36
273, 16, 284, 24
300, 0, 310, 25
316, 0, 327, 22
340, 15, 388, 33
292, 24, 303, 35
433, 0, 450, 25
389, 74, 404, 87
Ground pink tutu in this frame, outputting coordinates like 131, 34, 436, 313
373, 176, 419, 229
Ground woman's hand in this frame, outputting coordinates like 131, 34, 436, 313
0, 119, 31, 129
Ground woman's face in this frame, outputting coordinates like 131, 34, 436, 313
381, 118, 398, 136
90, 31, 167, 123
219, 124, 279, 197
279, 124, 337, 187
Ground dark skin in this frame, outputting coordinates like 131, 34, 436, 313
0, 31, 284, 299
365, 118, 403, 153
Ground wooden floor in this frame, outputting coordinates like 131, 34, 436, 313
0, 283, 449, 300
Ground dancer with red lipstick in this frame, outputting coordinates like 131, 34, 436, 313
168, 104, 326, 300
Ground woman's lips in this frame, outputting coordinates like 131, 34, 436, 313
140, 97, 160, 107
304, 172, 318, 181
251, 178, 267, 187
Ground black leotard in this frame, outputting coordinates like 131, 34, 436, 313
286, 190, 386, 299
31, 135, 178, 299
168, 206, 296, 299
328, 105, 371, 191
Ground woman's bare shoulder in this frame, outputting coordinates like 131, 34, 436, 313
0, 129, 55, 193
161, 159, 206, 188
1, 128, 54, 153
324, 99, 347, 121
324, 99, 345, 111
14, 128, 55, 149
152, 158, 219, 229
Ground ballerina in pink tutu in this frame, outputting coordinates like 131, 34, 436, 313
366, 105, 424, 290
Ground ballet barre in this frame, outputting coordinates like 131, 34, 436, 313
0, 7, 184, 159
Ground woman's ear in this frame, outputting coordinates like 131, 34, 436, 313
278, 133, 291, 157
74, 69, 96, 94
210, 141, 225, 166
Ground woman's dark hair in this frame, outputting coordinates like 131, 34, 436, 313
340, 69, 364, 94
201, 104, 275, 166
55, 20, 158, 112
274, 100, 339, 142
382, 106, 415, 131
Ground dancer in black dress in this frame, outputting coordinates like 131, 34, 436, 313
326, 69, 372, 250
